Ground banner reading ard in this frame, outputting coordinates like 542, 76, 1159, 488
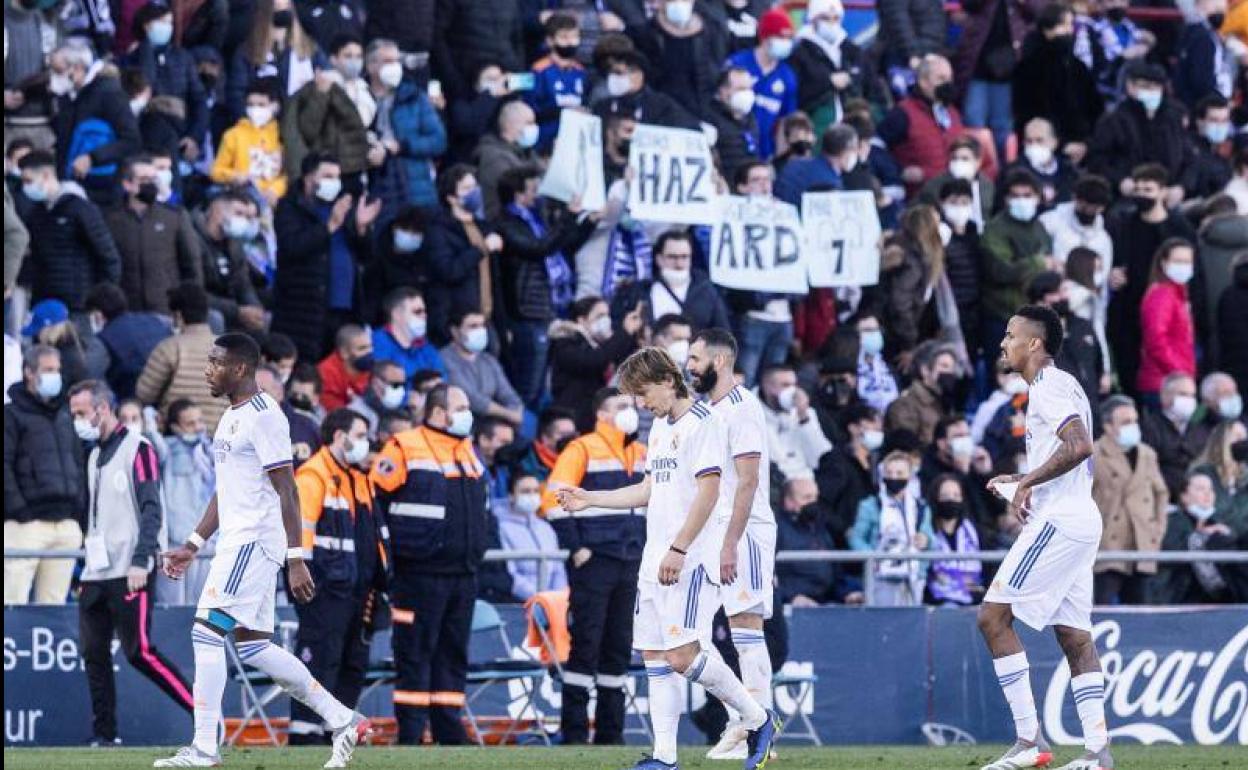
709, 196, 807, 293
803, 190, 882, 287
538, 109, 605, 211
627, 124, 717, 225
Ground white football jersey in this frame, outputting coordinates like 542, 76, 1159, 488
707, 385, 775, 527
641, 401, 730, 584
1024, 365, 1101, 543
212, 392, 292, 556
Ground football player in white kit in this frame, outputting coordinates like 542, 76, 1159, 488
558, 347, 780, 770
157, 334, 369, 768
686, 330, 777, 761
979, 307, 1113, 770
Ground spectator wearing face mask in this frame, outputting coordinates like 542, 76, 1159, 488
980, 169, 1052, 352
1060, 248, 1113, 393
853, 313, 900, 415
791, 0, 874, 138
227, 0, 327, 120
775, 123, 857, 208
345, 359, 408, 439
1190, 419, 1248, 531
628, 0, 725, 120
879, 204, 957, 362
706, 66, 762, 186
1182, 96, 1235, 204
777, 477, 864, 606
1138, 239, 1198, 402
920, 413, 997, 525
919, 135, 994, 227
1028, 270, 1105, 406
136, 283, 224, 430
447, 63, 512, 164
499, 472, 567, 601
936, 179, 985, 357
192, 190, 267, 332
473, 416, 516, 519
1138, 372, 1204, 500
123, 2, 209, 166
474, 100, 538, 221
374, 38, 447, 213
1039, 174, 1113, 274
1188, 371, 1245, 448
885, 341, 960, 445
997, 117, 1079, 211
371, 287, 447, 380
650, 313, 693, 381
425, 165, 505, 344
549, 296, 642, 428
1155, 470, 1239, 604
441, 309, 525, 426
318, 324, 375, 412
772, 112, 817, 175
1176, 0, 1234, 108
594, 48, 701, 131
609, 229, 732, 337
518, 406, 578, 483
212, 80, 288, 205
972, 363, 1026, 443
758, 364, 833, 480
1196, 196, 1248, 362
979, 368, 1030, 476
725, 7, 797, 159
877, 54, 963, 195
526, 13, 589, 152
83, 283, 172, 400
22, 298, 107, 389
925, 474, 985, 606
1087, 61, 1192, 196
152, 398, 216, 606
820, 404, 884, 546
850, 450, 934, 606
1090, 394, 1168, 604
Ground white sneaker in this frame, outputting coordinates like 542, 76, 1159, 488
153, 746, 222, 767
980, 733, 1055, 770
324, 714, 372, 769
705, 721, 748, 760
1053, 747, 1114, 770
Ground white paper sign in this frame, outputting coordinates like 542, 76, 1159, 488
802, 190, 882, 287
627, 124, 718, 225
538, 110, 605, 211
709, 196, 807, 294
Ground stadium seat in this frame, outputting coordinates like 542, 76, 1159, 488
464, 600, 552, 746
772, 668, 821, 746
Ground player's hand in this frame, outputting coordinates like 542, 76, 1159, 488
126, 566, 149, 593
556, 487, 591, 512
719, 541, 738, 585
161, 545, 196, 579
288, 559, 316, 603
986, 474, 1023, 499
658, 549, 685, 586
571, 548, 593, 568
1008, 483, 1033, 525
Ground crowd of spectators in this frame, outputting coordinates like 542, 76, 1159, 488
4, 0, 1248, 609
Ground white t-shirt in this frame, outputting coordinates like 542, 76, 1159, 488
212, 392, 292, 555
642, 401, 730, 583
1025, 365, 1101, 543
707, 385, 775, 527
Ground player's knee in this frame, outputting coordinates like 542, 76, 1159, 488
663, 646, 697, 674
977, 603, 1007, 636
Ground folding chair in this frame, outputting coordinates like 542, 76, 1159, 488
463, 600, 552, 746
772, 669, 820, 746
225, 621, 299, 746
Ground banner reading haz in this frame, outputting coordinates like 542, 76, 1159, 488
709, 196, 807, 293
627, 124, 718, 225
538, 109, 606, 211
803, 190, 882, 287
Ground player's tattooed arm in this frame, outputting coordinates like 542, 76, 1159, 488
1021, 416, 1094, 489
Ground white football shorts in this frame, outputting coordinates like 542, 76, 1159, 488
196, 541, 281, 633
984, 518, 1096, 632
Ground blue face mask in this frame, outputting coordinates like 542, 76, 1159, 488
23, 181, 48, 203
1203, 122, 1232, 144
460, 188, 484, 217
1135, 89, 1163, 112
860, 330, 885, 355
147, 20, 174, 47
36, 371, 63, 400
393, 229, 424, 252
1008, 197, 1038, 222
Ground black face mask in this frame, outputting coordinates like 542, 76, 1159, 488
935, 501, 965, 520
1049, 33, 1074, 53
936, 372, 959, 399
135, 182, 159, 204
1209, 13, 1226, 29
1107, 7, 1127, 22
797, 502, 822, 521
289, 393, 314, 412
1050, 299, 1071, 317
271, 9, 293, 28
352, 354, 375, 373
554, 44, 579, 60
691, 366, 718, 395
883, 477, 909, 495
617, 139, 632, 157
789, 139, 813, 156
200, 72, 219, 90
1132, 194, 1157, 212
934, 82, 957, 105
1074, 209, 1097, 226
1232, 439, 1248, 463
819, 378, 853, 406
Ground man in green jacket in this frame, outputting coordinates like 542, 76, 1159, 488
980, 169, 1053, 354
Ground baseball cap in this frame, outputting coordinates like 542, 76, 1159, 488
22, 299, 69, 338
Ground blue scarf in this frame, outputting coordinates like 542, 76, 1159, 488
601, 219, 652, 299
509, 203, 574, 316
928, 518, 982, 605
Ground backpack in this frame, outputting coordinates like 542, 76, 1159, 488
65, 118, 118, 179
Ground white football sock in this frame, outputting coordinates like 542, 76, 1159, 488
190, 625, 227, 755
993, 652, 1039, 741
1070, 671, 1108, 752
236, 640, 353, 731
731, 628, 773, 709
683, 649, 766, 729
645, 659, 682, 765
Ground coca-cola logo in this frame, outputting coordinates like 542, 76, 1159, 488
1044, 620, 1248, 745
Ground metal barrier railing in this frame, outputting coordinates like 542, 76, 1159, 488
7, 548, 1247, 606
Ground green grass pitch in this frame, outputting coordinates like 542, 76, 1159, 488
5, 745, 1245, 770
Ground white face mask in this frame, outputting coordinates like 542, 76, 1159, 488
942, 203, 973, 229
514, 493, 542, 515
447, 409, 474, 437
1189, 503, 1216, 522
665, 0, 694, 26
381, 384, 406, 409
246, 105, 273, 127
464, 326, 489, 353
49, 72, 74, 96
155, 168, 173, 194
590, 314, 613, 340
1008, 196, 1038, 222
862, 428, 885, 451
767, 38, 794, 60
517, 123, 540, 149
74, 417, 100, 442
1024, 143, 1054, 168
407, 314, 427, 339
777, 385, 798, 411
661, 266, 691, 288
606, 73, 633, 97
816, 20, 846, 45
1065, 281, 1093, 311
1164, 262, 1193, 284
345, 437, 370, 465
949, 158, 976, 180
1169, 394, 1198, 421
614, 406, 640, 435
949, 435, 975, 459
36, 371, 63, 400
1218, 394, 1243, 420
666, 340, 690, 366
379, 62, 404, 89
315, 176, 342, 202
728, 88, 755, 115
841, 151, 858, 173
130, 97, 149, 116
1114, 422, 1142, 451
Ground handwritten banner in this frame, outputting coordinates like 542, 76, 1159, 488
538, 109, 605, 211
627, 124, 718, 225
709, 196, 807, 293
802, 190, 882, 287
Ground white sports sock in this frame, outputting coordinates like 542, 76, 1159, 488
993, 652, 1039, 741
191, 625, 227, 755
236, 640, 353, 731
683, 649, 766, 728
731, 628, 773, 710
1070, 672, 1108, 752
644, 660, 682, 764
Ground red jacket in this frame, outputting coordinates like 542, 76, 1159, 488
1137, 280, 1196, 393
894, 96, 965, 194
317, 354, 371, 412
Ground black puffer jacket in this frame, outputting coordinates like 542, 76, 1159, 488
629, 19, 724, 120
432, 0, 524, 100
877, 0, 948, 62
496, 207, 596, 321
706, 100, 760, 186
1219, 263, 1248, 394
3, 384, 85, 524
22, 183, 122, 310
609, 272, 732, 334
790, 37, 875, 116
51, 67, 142, 206
1087, 98, 1192, 191
365, 0, 436, 57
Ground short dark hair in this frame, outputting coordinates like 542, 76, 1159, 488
654, 229, 694, 256
167, 398, 198, 428
382, 286, 421, 318
291, 362, 322, 393
949, 134, 982, 158
1026, 270, 1063, 302
411, 369, 443, 391
1195, 93, 1230, 121
654, 313, 691, 339
732, 160, 772, 190
84, 283, 128, 320
448, 306, 484, 331
132, 1, 172, 36
1073, 174, 1111, 206
474, 415, 514, 443
569, 295, 605, 322
934, 413, 968, 441
119, 152, 154, 182
391, 205, 428, 234
301, 151, 340, 179
245, 77, 278, 102
1003, 169, 1041, 196
497, 163, 541, 204
1014, 304, 1064, 356
120, 67, 149, 98
168, 282, 209, 324
214, 332, 262, 371
1131, 162, 1169, 186
261, 332, 297, 363
821, 123, 857, 156
328, 33, 364, 57
544, 11, 579, 37
692, 327, 738, 360
321, 408, 366, 446
379, 409, 414, 435
438, 164, 476, 207
838, 402, 879, 431
842, 111, 875, 141
423, 383, 452, 421
717, 65, 749, 91
938, 178, 974, 201
18, 150, 55, 172
509, 471, 540, 493
592, 386, 621, 415
1036, 1, 1071, 31
538, 406, 577, 438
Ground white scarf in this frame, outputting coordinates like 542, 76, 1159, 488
875, 486, 926, 599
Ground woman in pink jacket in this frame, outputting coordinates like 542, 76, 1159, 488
1138, 238, 1197, 402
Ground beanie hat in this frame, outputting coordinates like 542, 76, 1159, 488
758, 7, 795, 40
806, 0, 844, 19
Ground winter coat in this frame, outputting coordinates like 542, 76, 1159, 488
878, 239, 930, 356
1091, 436, 1169, 575
210, 116, 287, 202
423, 208, 495, 345
97, 312, 172, 399
296, 0, 365, 53
3, 384, 85, 524
473, 133, 532, 221
135, 323, 224, 431
104, 203, 204, 315
609, 272, 732, 335
706, 100, 760, 185
1087, 98, 1193, 191
1010, 32, 1103, 144
226, 46, 329, 120
1138, 405, 1211, 503
365, 0, 435, 56
548, 320, 639, 430
629, 19, 724, 120
1196, 215, 1248, 367
953, 0, 1041, 91
1180, 135, 1234, 201
776, 507, 843, 603
390, 80, 448, 208
979, 212, 1051, 324
21, 182, 122, 310
281, 80, 370, 177
1138, 280, 1195, 394
1175, 21, 1233, 108
191, 211, 263, 328
137, 96, 188, 164
849, 494, 935, 552
879, 95, 966, 193
1219, 263, 1248, 392
123, 40, 209, 140
790, 37, 874, 120
595, 86, 702, 131
496, 207, 595, 322
885, 380, 945, 445
876, 0, 947, 63
431, 0, 524, 101
52, 64, 142, 205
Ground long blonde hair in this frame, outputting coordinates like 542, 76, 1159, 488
1190, 420, 1246, 487
245, 0, 317, 66
900, 203, 944, 288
